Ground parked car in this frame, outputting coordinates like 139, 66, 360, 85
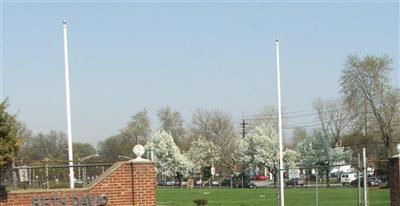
341, 173, 357, 186
181, 181, 188, 186
211, 180, 219, 186
350, 177, 380, 187
368, 177, 380, 187
285, 178, 304, 187
377, 175, 387, 182
220, 179, 231, 187
244, 180, 257, 188
195, 179, 202, 186
255, 175, 268, 181
165, 180, 175, 186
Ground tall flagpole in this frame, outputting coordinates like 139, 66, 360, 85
62, 20, 74, 189
275, 39, 284, 206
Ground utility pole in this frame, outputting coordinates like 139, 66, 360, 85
240, 119, 248, 138
62, 20, 74, 189
275, 39, 285, 206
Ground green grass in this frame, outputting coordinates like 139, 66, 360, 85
157, 188, 389, 206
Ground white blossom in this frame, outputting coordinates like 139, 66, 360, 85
145, 130, 191, 176
186, 136, 221, 167
235, 124, 278, 168
235, 124, 298, 169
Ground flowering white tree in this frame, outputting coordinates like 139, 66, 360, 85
283, 148, 298, 169
186, 136, 221, 167
145, 130, 191, 177
235, 124, 278, 169
235, 123, 297, 187
297, 129, 352, 186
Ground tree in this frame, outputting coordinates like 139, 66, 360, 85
186, 136, 220, 167
313, 98, 354, 147
189, 109, 238, 174
292, 127, 308, 147
19, 131, 68, 161
123, 109, 151, 145
98, 109, 151, 160
98, 133, 136, 160
340, 55, 400, 156
146, 131, 190, 177
297, 129, 351, 187
157, 106, 186, 149
16, 122, 32, 145
235, 124, 278, 169
247, 106, 291, 145
73, 143, 97, 161
0, 99, 20, 167
283, 148, 298, 169
235, 123, 297, 187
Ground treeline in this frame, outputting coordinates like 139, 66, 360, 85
1, 54, 399, 178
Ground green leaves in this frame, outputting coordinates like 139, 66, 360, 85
0, 99, 19, 167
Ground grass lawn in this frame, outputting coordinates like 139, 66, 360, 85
157, 188, 389, 206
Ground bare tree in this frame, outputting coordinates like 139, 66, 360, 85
313, 98, 354, 147
123, 109, 151, 145
189, 109, 238, 173
340, 55, 400, 156
98, 109, 151, 160
292, 127, 308, 147
247, 106, 292, 146
157, 106, 186, 149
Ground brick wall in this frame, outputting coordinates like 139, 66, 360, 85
388, 157, 400, 206
0, 161, 156, 206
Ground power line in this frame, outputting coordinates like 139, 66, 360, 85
245, 112, 318, 120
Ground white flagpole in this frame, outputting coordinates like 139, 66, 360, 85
275, 39, 284, 206
62, 20, 74, 189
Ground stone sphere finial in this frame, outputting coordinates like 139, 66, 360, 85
133, 144, 145, 158
397, 144, 400, 155
131, 144, 149, 162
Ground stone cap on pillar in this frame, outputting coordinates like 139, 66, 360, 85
392, 144, 400, 158
130, 144, 150, 162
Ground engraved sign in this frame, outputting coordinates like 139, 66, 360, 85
32, 193, 107, 206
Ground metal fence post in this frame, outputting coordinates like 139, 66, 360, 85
11, 161, 17, 189
363, 148, 368, 206
83, 166, 87, 186
316, 168, 319, 206
44, 158, 49, 189
358, 153, 362, 206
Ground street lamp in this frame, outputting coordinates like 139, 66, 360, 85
78, 154, 99, 186
117, 155, 132, 160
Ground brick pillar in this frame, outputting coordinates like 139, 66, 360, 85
0, 161, 156, 206
388, 157, 400, 206
131, 161, 156, 206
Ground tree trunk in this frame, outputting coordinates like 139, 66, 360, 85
273, 169, 277, 189
326, 168, 330, 187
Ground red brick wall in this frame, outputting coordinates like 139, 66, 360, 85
389, 157, 400, 206
0, 161, 156, 206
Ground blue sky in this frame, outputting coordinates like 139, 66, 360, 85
2, 1, 399, 145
